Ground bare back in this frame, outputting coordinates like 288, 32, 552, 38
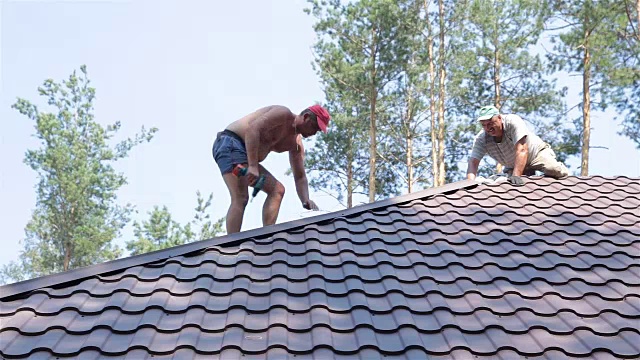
225, 106, 300, 162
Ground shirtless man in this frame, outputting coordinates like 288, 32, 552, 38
212, 104, 331, 234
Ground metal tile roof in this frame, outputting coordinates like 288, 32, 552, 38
1, 176, 639, 359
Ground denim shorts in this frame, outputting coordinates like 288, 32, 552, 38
212, 129, 248, 174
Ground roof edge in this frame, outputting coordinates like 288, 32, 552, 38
0, 179, 478, 301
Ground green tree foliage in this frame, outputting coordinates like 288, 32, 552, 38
379, 79, 432, 192
126, 191, 224, 256
191, 191, 225, 241
614, 0, 640, 148
305, 0, 413, 202
414, 0, 472, 186
303, 111, 370, 208
302, 106, 400, 207
1, 66, 157, 284
128, 206, 191, 256
448, 0, 580, 177
378, 1, 433, 192
548, 0, 638, 173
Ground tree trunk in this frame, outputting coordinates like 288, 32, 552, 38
63, 205, 73, 271
405, 78, 415, 193
494, 38, 503, 175
347, 152, 353, 208
426, 1, 438, 187
494, 50, 501, 109
437, 0, 446, 186
368, 92, 378, 203
581, 36, 591, 176
407, 136, 413, 193
369, 30, 378, 203
64, 244, 71, 271
637, 0, 640, 35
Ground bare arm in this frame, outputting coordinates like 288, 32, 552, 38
289, 136, 315, 208
512, 137, 528, 176
244, 127, 261, 169
466, 158, 480, 180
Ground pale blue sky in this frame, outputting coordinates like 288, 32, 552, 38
1, 0, 638, 271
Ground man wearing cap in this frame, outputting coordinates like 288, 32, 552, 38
466, 105, 569, 186
212, 104, 330, 234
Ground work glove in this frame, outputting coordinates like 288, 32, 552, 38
507, 175, 524, 186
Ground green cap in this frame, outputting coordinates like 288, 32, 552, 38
476, 105, 499, 121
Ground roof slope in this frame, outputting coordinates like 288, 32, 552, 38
1, 176, 639, 359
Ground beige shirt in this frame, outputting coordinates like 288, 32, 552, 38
470, 114, 544, 167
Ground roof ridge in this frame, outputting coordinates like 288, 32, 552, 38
0, 179, 478, 301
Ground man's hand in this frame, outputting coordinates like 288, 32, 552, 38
246, 165, 260, 187
507, 175, 524, 186
303, 199, 319, 210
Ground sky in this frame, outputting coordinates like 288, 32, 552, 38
1, 0, 639, 273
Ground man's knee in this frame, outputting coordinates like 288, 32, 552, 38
529, 148, 569, 179
556, 163, 570, 178
231, 194, 249, 208
272, 181, 286, 199
544, 162, 569, 178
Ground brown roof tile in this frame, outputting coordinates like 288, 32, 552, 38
1, 176, 639, 358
